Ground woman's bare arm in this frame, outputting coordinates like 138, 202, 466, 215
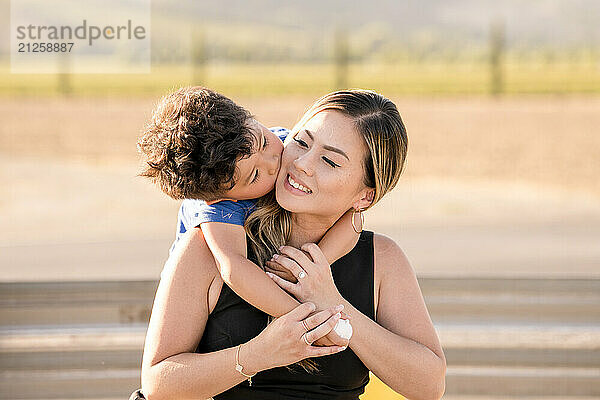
336, 233, 446, 400
266, 235, 446, 400
141, 229, 270, 399
141, 228, 347, 400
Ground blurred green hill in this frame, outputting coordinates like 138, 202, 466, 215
0, 0, 598, 96
147, 0, 599, 63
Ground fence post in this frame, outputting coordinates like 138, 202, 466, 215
489, 19, 505, 96
191, 28, 206, 85
57, 52, 71, 96
334, 27, 349, 90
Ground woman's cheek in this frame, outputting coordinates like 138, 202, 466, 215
315, 167, 340, 197
280, 145, 297, 166
327, 170, 359, 202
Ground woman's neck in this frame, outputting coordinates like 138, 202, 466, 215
287, 212, 342, 248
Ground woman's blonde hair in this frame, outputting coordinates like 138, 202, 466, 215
245, 89, 408, 373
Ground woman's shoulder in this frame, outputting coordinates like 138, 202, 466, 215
370, 232, 418, 319
371, 232, 414, 276
371, 231, 401, 253
163, 228, 219, 284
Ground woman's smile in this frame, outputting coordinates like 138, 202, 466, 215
284, 173, 313, 195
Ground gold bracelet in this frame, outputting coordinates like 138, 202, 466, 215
235, 344, 257, 386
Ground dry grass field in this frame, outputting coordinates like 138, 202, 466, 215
3, 62, 600, 97
3, 94, 599, 259
1, 95, 599, 399
1, 95, 599, 196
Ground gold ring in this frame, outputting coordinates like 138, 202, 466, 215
302, 332, 311, 345
302, 320, 310, 332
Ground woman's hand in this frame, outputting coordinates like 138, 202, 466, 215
265, 243, 344, 311
245, 302, 347, 372
265, 260, 297, 283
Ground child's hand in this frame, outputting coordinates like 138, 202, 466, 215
265, 260, 297, 283
313, 333, 347, 347
312, 316, 351, 348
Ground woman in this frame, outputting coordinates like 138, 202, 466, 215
140, 90, 446, 400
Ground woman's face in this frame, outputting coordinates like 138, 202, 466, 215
276, 110, 373, 217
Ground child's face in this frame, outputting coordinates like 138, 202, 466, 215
221, 120, 284, 201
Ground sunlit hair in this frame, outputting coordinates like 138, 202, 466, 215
245, 89, 408, 373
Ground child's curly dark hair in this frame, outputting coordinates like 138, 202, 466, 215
137, 86, 256, 201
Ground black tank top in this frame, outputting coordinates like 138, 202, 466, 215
196, 230, 375, 400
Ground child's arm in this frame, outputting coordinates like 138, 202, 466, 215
317, 209, 361, 265
201, 221, 300, 318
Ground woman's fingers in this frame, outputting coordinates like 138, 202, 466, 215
303, 304, 344, 331
265, 260, 289, 274
264, 266, 289, 280
278, 245, 314, 269
256, 302, 348, 370
305, 311, 341, 344
303, 305, 350, 347
266, 271, 298, 296
270, 254, 305, 280
300, 243, 328, 266
312, 336, 337, 347
305, 344, 347, 357
287, 302, 316, 322
265, 261, 297, 283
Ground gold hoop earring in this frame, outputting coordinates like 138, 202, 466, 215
351, 208, 364, 234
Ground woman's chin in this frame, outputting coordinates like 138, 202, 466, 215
275, 182, 312, 213
275, 185, 299, 212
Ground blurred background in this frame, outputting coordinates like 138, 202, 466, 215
1, 0, 599, 399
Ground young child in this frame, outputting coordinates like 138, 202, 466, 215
137, 86, 361, 321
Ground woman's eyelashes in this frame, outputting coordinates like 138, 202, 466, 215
293, 137, 340, 168
293, 137, 308, 148
323, 157, 340, 168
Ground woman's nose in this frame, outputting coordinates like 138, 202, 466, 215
292, 153, 313, 177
